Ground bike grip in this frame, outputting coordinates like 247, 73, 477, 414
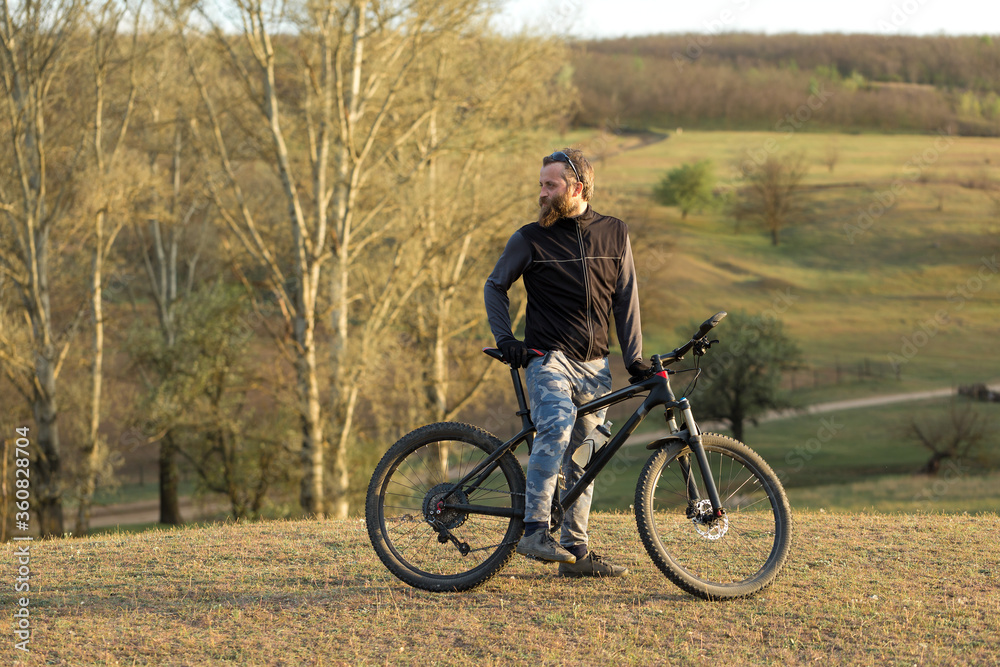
696, 311, 727, 338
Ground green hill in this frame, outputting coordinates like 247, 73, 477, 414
576, 129, 1000, 396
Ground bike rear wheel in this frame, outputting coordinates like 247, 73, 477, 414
635, 433, 792, 600
366, 422, 526, 592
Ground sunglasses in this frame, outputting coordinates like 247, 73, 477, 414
547, 151, 581, 182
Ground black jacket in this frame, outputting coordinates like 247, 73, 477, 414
484, 207, 643, 369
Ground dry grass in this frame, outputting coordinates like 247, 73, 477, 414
7, 511, 999, 666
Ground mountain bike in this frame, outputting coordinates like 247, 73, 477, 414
365, 312, 792, 600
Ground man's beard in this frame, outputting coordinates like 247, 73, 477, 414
538, 189, 575, 228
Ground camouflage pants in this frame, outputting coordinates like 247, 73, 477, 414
524, 350, 612, 549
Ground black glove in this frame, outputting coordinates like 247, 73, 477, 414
627, 359, 653, 383
499, 340, 529, 369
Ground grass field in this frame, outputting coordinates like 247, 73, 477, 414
8, 512, 999, 666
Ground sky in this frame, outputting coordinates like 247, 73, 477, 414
493, 0, 999, 39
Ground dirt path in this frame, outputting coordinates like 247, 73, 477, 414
755, 386, 960, 421
67, 496, 231, 531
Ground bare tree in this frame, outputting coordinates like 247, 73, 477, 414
0, 0, 87, 536
173, 0, 343, 517
823, 138, 839, 173
128, 31, 216, 525
357, 30, 566, 474
731, 151, 808, 246
402, 152, 529, 477
175, 0, 532, 518
74, 0, 141, 535
0, 305, 36, 542
910, 401, 995, 475
318, 0, 508, 518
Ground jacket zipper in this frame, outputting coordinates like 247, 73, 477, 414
576, 224, 596, 360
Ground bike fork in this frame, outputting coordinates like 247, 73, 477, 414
678, 398, 725, 517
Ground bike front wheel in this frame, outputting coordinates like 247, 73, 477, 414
366, 422, 526, 592
635, 433, 792, 600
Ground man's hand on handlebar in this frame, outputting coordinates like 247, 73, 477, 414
627, 359, 653, 384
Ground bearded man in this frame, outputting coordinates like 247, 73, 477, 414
483, 148, 650, 578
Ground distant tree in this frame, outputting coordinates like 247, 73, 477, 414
653, 160, 716, 219
731, 151, 808, 246
687, 311, 801, 443
909, 401, 995, 475
823, 139, 840, 173
127, 284, 296, 520
570, 33, 998, 133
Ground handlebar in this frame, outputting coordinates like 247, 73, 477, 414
654, 311, 727, 369
695, 311, 727, 339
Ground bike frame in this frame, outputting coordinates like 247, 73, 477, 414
440, 357, 726, 521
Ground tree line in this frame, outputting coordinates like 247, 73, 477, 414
570, 33, 1000, 135
0, 0, 570, 537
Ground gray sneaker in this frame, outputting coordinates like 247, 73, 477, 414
558, 552, 628, 578
516, 531, 576, 563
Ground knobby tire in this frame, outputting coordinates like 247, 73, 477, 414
635, 433, 792, 600
366, 422, 526, 592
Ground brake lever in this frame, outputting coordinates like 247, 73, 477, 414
692, 338, 719, 357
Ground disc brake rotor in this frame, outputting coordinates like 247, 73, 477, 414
691, 498, 729, 541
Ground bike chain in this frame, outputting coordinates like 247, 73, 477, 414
463, 486, 524, 497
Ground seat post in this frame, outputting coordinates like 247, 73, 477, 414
510, 366, 534, 430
